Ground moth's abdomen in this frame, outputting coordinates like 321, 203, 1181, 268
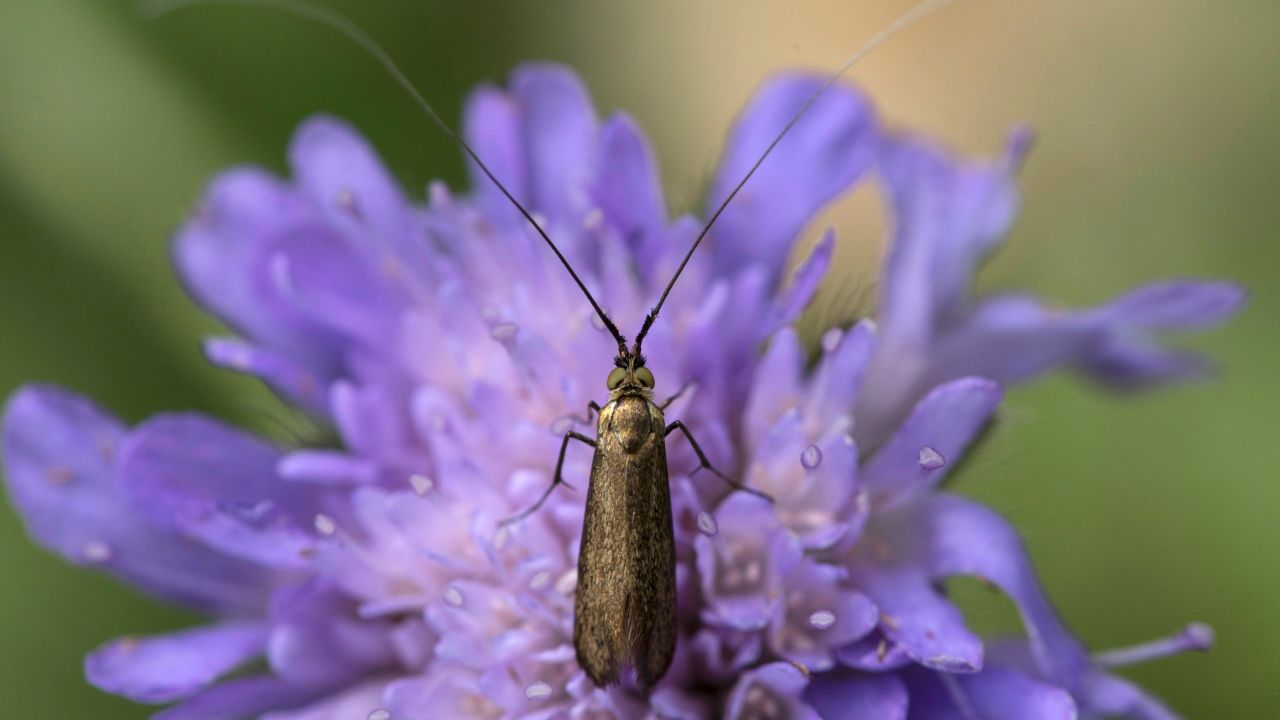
574, 397, 675, 689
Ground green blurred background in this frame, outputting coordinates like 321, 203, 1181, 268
0, 0, 1274, 717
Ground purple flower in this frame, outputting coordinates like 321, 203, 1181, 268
1, 63, 1239, 719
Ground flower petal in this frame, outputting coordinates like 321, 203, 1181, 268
770, 559, 878, 671
709, 73, 876, 285
120, 414, 326, 569
287, 115, 420, 271
384, 667, 501, 720
461, 84, 527, 222
260, 680, 389, 720
85, 622, 266, 704
171, 168, 333, 355
928, 280, 1246, 390
267, 581, 396, 685
1100, 280, 1246, 331
875, 132, 1021, 354
922, 494, 1089, 684
203, 338, 330, 415
744, 328, 804, 445
902, 665, 1077, 720
152, 676, 333, 720
803, 320, 877, 435
725, 662, 820, 720
511, 63, 599, 226
594, 113, 667, 277
861, 377, 1002, 508
1077, 671, 1179, 720
0, 386, 274, 613
853, 565, 983, 673
805, 671, 908, 720
761, 230, 835, 338
269, 227, 406, 346
696, 494, 800, 631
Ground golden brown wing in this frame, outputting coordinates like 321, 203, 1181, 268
574, 397, 675, 689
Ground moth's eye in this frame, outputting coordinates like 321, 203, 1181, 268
607, 367, 627, 390
635, 367, 655, 389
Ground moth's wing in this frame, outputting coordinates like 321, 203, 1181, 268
621, 433, 676, 689
574, 409, 675, 689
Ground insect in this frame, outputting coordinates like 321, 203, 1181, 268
151, 0, 956, 691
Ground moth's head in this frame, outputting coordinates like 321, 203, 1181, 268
606, 352, 655, 397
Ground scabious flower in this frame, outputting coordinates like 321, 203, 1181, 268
2, 63, 1242, 719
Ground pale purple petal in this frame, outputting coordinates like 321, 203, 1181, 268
761, 230, 835, 338
1, 386, 274, 613
203, 338, 329, 415
803, 320, 877, 435
770, 559, 878, 670
120, 414, 327, 569
85, 622, 266, 704
1077, 671, 1179, 720
927, 280, 1246, 390
171, 168, 336, 357
287, 115, 421, 272
853, 566, 983, 673
384, 667, 501, 720
902, 665, 1077, 720
861, 378, 1002, 508
921, 494, 1089, 684
461, 84, 527, 221
875, 133, 1021, 354
152, 676, 333, 720
709, 74, 876, 285
1101, 280, 1246, 331
260, 680, 389, 720
511, 64, 599, 226
267, 581, 396, 686
268, 228, 406, 346
593, 113, 667, 277
805, 671, 908, 720
725, 662, 820, 720
696, 495, 800, 630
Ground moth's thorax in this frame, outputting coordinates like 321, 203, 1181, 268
599, 392, 663, 454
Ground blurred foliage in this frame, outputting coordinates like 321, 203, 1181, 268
0, 0, 1275, 717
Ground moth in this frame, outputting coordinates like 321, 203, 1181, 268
151, 0, 955, 691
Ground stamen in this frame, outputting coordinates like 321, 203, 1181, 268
821, 328, 844, 353
334, 188, 357, 213
801, 444, 823, 470
409, 474, 433, 495
82, 541, 112, 564
1092, 623, 1214, 668
524, 681, 553, 700
697, 511, 719, 536
367, 709, 391, 720
808, 609, 836, 629
555, 569, 578, 596
489, 322, 519, 342
314, 513, 337, 536
918, 446, 946, 470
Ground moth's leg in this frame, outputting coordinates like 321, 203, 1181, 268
500, 431, 596, 526
665, 421, 772, 502
564, 401, 603, 426
658, 380, 695, 411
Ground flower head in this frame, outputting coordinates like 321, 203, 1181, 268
2, 63, 1240, 718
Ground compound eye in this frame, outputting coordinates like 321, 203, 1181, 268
607, 367, 626, 390
635, 367, 655, 388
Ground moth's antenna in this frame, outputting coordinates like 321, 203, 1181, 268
142, 0, 631, 356
632, 0, 959, 356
